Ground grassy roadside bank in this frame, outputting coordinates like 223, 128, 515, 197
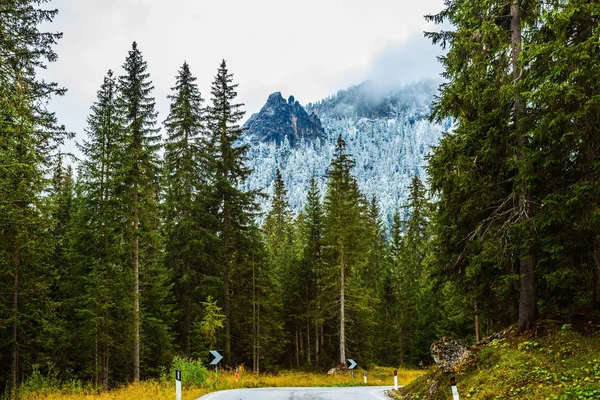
391, 322, 600, 399
20, 367, 422, 400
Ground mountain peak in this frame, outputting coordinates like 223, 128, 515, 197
266, 91, 285, 106
244, 92, 325, 146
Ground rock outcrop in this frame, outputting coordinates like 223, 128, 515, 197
244, 92, 324, 146
430, 337, 471, 372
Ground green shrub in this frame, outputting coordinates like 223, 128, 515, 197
19, 364, 60, 396
169, 356, 209, 388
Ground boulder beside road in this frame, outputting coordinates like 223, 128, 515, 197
430, 337, 471, 372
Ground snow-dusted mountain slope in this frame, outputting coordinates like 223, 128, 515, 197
242, 79, 451, 225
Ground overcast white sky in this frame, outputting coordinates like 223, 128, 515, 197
42, 0, 446, 155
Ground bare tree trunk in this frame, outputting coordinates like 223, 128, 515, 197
252, 261, 257, 372
101, 155, 110, 389
512, 0, 537, 332
11, 242, 20, 400
103, 343, 109, 390
224, 272, 231, 366
398, 335, 404, 367
474, 302, 480, 343
594, 237, 600, 308
95, 327, 99, 387
306, 309, 311, 365
223, 201, 232, 366
257, 287, 260, 374
315, 320, 319, 366
339, 241, 346, 365
295, 330, 300, 367
133, 191, 140, 382
300, 329, 304, 364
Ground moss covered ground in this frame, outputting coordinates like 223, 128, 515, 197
391, 321, 600, 399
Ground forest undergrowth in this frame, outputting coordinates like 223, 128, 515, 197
391, 321, 600, 400
18, 366, 422, 400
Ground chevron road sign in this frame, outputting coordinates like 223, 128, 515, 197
209, 350, 223, 365
346, 359, 357, 370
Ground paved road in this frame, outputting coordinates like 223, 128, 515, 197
196, 386, 392, 400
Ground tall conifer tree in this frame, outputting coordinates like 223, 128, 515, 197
72, 70, 126, 387
426, 0, 541, 332
163, 61, 214, 356
0, 1, 69, 396
115, 42, 171, 380
205, 60, 257, 364
300, 174, 325, 365
323, 135, 366, 364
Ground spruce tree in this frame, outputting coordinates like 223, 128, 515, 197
71, 69, 129, 386
380, 209, 403, 365
115, 42, 172, 381
163, 61, 215, 356
300, 174, 325, 366
0, 1, 69, 395
205, 59, 257, 365
323, 135, 366, 365
426, 0, 541, 332
264, 169, 291, 251
522, 1, 600, 312
265, 169, 305, 366
48, 157, 75, 375
399, 175, 436, 364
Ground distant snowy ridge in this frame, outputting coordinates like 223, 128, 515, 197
242, 79, 451, 225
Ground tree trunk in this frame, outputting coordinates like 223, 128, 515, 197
224, 272, 231, 366
101, 153, 111, 389
11, 241, 20, 400
252, 260, 257, 372
103, 341, 109, 390
593, 237, 600, 308
133, 190, 140, 382
321, 325, 324, 349
295, 330, 300, 367
223, 200, 232, 366
512, 0, 537, 332
299, 329, 304, 364
474, 302, 480, 343
257, 287, 260, 374
339, 241, 346, 365
315, 320, 319, 366
95, 329, 99, 387
398, 334, 404, 367
306, 309, 311, 365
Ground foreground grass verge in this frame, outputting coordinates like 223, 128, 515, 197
22, 367, 423, 400
392, 322, 600, 399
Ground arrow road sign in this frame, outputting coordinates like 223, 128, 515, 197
209, 350, 223, 365
347, 359, 357, 370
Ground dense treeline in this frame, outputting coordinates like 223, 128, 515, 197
1, 0, 599, 398
425, 0, 600, 335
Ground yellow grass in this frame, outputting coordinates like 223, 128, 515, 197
23, 367, 423, 400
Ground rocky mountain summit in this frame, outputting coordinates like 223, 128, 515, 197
244, 92, 325, 146
241, 80, 449, 224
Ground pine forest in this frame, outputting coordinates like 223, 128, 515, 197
1, 1, 599, 398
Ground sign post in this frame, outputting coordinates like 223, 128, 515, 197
209, 350, 224, 373
346, 359, 357, 370
346, 359, 357, 380
450, 376, 460, 400
393, 369, 398, 390
175, 369, 182, 400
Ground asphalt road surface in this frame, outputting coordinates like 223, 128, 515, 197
196, 386, 392, 400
